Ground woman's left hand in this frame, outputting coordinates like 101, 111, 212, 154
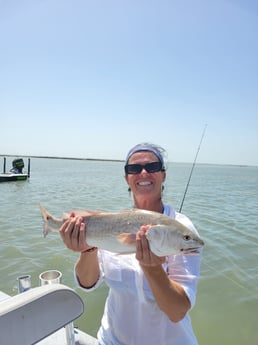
135, 225, 165, 266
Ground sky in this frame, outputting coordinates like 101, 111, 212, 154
0, 0, 257, 166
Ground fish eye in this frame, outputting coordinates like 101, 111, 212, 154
183, 235, 191, 241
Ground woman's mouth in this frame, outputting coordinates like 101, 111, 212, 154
137, 181, 152, 186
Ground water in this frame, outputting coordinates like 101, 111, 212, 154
1, 157, 257, 344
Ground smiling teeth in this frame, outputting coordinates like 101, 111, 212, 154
139, 181, 151, 185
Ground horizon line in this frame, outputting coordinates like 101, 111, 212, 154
0, 154, 257, 168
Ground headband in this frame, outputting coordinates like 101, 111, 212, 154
125, 143, 165, 168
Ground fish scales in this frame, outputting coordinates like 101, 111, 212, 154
84, 210, 177, 237
40, 205, 204, 256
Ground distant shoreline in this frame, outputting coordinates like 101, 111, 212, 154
0, 154, 123, 163
0, 154, 256, 168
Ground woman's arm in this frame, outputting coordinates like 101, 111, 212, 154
136, 225, 191, 323
75, 249, 100, 288
60, 216, 100, 288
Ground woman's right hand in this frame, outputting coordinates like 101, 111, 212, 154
59, 213, 90, 253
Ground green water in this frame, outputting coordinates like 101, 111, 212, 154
1, 158, 257, 344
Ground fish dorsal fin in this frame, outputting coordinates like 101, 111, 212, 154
117, 233, 136, 246
63, 210, 104, 218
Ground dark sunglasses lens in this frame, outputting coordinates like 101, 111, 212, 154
125, 164, 142, 174
145, 162, 162, 173
125, 162, 163, 174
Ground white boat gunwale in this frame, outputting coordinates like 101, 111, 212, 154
0, 284, 98, 345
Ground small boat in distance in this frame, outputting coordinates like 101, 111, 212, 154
0, 157, 30, 182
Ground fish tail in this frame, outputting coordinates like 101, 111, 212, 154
39, 204, 54, 237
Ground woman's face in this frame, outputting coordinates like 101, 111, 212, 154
125, 151, 166, 200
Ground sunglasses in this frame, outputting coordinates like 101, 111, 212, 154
124, 161, 164, 175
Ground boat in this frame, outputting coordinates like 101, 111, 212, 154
0, 270, 98, 345
0, 157, 30, 182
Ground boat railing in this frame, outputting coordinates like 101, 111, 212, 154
0, 284, 84, 345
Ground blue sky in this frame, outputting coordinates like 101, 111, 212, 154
1, 0, 257, 166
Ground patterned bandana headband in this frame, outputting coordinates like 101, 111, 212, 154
125, 143, 165, 169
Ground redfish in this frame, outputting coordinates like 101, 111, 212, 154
40, 205, 204, 257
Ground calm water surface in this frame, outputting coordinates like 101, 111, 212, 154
1, 157, 257, 344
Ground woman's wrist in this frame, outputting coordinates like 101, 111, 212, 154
80, 247, 98, 254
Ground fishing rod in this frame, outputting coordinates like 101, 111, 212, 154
179, 124, 207, 213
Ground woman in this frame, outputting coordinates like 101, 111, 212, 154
60, 143, 202, 345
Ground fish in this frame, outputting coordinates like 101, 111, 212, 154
40, 204, 204, 257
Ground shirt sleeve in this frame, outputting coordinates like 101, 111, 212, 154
166, 211, 203, 309
166, 251, 202, 309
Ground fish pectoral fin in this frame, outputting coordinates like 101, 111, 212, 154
117, 233, 136, 246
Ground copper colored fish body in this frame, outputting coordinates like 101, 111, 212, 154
40, 205, 204, 256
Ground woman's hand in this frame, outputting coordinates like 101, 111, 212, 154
135, 225, 165, 266
59, 213, 90, 253
60, 213, 100, 289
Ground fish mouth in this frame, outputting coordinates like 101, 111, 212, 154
180, 248, 201, 255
